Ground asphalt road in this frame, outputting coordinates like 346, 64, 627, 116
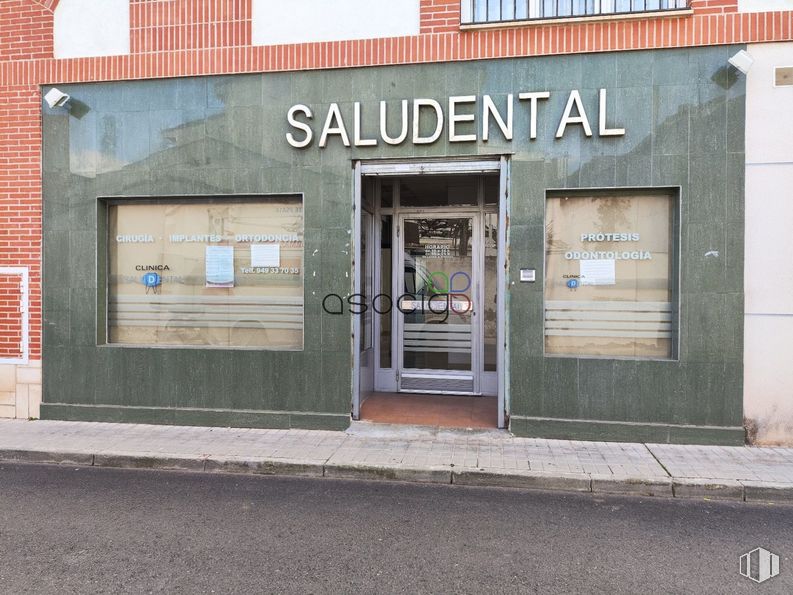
0, 463, 791, 594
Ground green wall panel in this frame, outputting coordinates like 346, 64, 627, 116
41, 45, 745, 441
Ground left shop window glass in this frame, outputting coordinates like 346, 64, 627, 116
107, 197, 304, 349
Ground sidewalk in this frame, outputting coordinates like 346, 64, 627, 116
1, 419, 792, 503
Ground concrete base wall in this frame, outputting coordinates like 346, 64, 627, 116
40, 403, 349, 431
0, 361, 41, 420
510, 416, 745, 445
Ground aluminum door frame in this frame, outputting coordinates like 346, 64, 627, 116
352, 157, 509, 428
351, 162, 362, 419
497, 156, 509, 429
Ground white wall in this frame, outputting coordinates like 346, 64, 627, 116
54, 0, 130, 59
744, 42, 793, 445
738, 0, 793, 12
252, 0, 420, 46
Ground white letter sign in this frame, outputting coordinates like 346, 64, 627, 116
556, 90, 592, 139
286, 104, 313, 148
412, 99, 444, 145
319, 103, 351, 148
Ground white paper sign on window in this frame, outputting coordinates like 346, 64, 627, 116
206, 246, 235, 287
580, 258, 616, 286
251, 244, 280, 267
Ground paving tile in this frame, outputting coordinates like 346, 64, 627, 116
1, 420, 792, 499
647, 444, 793, 483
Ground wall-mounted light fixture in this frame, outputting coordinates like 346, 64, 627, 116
728, 50, 754, 75
44, 87, 71, 109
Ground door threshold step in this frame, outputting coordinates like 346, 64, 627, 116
347, 420, 511, 440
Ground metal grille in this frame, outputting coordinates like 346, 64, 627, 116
400, 373, 475, 393
461, 0, 689, 24
403, 323, 472, 354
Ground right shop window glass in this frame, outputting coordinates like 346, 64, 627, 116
544, 191, 679, 359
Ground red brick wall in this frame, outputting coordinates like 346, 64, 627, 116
0, 4, 51, 361
0, 274, 24, 359
0, 82, 42, 360
130, 0, 252, 53
420, 0, 461, 33
0, 0, 53, 60
690, 0, 740, 15
0, 10, 784, 83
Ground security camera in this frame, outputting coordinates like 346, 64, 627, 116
728, 50, 754, 75
44, 87, 70, 108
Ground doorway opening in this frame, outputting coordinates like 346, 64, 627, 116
353, 160, 508, 429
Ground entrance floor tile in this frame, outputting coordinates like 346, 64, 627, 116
360, 392, 498, 429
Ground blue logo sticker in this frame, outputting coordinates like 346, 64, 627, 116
566, 278, 579, 289
142, 272, 161, 288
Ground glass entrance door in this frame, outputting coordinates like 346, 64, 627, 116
397, 215, 479, 394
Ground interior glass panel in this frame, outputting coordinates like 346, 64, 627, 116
483, 212, 498, 371
484, 175, 499, 205
379, 215, 393, 368
360, 210, 373, 352
402, 217, 474, 371
380, 180, 394, 209
400, 176, 478, 208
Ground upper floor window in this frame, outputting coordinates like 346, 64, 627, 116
460, 0, 688, 24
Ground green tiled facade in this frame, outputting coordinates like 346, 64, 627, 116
41, 45, 746, 442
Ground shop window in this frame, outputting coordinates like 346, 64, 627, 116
544, 190, 679, 359
105, 196, 304, 350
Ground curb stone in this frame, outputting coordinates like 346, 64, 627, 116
0, 449, 94, 466
1, 449, 793, 503
452, 469, 591, 492
204, 457, 324, 477
93, 453, 206, 472
323, 462, 452, 484
741, 481, 793, 503
591, 476, 674, 498
672, 478, 744, 501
